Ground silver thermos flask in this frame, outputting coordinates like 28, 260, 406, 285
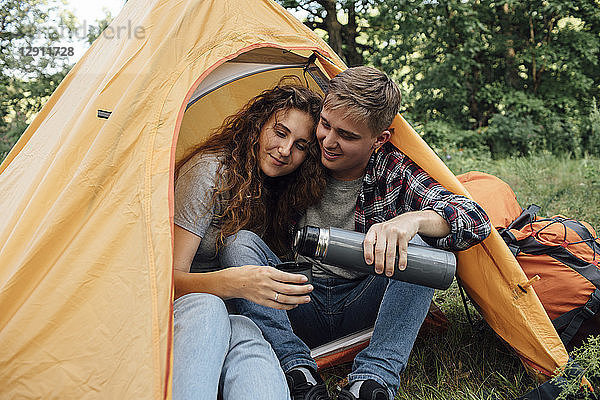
293, 226, 457, 290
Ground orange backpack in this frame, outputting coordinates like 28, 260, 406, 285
500, 206, 600, 349
458, 172, 600, 349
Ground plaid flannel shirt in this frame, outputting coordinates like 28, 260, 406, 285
354, 142, 491, 251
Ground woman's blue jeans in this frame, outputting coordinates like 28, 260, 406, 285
173, 293, 291, 400
219, 230, 434, 400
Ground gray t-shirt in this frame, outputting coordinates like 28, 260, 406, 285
174, 153, 226, 272
298, 174, 366, 279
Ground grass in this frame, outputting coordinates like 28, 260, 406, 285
397, 285, 535, 400
322, 283, 537, 399
444, 150, 600, 228
321, 152, 600, 399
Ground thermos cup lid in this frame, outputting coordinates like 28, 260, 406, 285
294, 226, 321, 257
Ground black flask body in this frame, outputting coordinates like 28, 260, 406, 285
294, 226, 456, 290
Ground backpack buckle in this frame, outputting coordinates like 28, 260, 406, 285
581, 290, 600, 319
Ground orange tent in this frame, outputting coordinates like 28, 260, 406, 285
0, 0, 567, 398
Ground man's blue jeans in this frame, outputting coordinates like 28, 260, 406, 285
173, 293, 291, 400
219, 230, 434, 399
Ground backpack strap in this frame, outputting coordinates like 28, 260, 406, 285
553, 288, 600, 347
499, 204, 541, 256
512, 359, 584, 400
506, 204, 541, 231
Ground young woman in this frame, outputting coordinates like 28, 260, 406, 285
172, 84, 325, 400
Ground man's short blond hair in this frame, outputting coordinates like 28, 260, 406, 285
323, 66, 401, 136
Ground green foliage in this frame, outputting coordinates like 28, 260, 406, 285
555, 335, 600, 400
0, 1, 116, 161
276, 0, 372, 66
396, 286, 537, 400
583, 98, 600, 156
0, 0, 74, 160
0, 111, 29, 158
278, 0, 600, 158
484, 114, 546, 157
481, 90, 583, 157
86, 9, 115, 45
414, 119, 487, 156
582, 157, 600, 188
363, 0, 600, 158
445, 152, 600, 228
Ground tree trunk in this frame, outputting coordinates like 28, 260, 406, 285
502, 3, 518, 88
321, 0, 344, 61
343, 1, 364, 66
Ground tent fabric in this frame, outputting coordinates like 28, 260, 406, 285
0, 1, 341, 398
0, 0, 567, 398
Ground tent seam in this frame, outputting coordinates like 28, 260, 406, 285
145, 98, 164, 400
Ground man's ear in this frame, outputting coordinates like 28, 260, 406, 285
373, 130, 391, 150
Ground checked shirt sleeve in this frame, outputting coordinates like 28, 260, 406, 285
395, 157, 491, 251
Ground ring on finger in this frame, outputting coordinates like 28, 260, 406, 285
274, 292, 280, 302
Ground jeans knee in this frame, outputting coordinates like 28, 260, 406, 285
219, 230, 277, 267
385, 281, 434, 314
223, 230, 262, 249
174, 293, 230, 334
174, 292, 228, 314
228, 315, 265, 343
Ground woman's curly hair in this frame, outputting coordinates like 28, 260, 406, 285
177, 83, 326, 256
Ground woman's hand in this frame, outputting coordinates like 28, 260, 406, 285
173, 224, 312, 309
226, 265, 313, 310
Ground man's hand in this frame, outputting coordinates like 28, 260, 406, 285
363, 213, 420, 277
363, 210, 451, 277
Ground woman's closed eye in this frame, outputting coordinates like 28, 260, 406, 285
275, 129, 287, 138
294, 141, 307, 151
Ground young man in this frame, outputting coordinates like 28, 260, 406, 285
219, 66, 491, 400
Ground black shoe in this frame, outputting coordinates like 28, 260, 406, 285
286, 368, 331, 400
336, 379, 388, 400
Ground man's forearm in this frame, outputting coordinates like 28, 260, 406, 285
413, 210, 450, 237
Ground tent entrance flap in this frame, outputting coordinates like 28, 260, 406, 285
176, 57, 327, 163
187, 62, 307, 108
